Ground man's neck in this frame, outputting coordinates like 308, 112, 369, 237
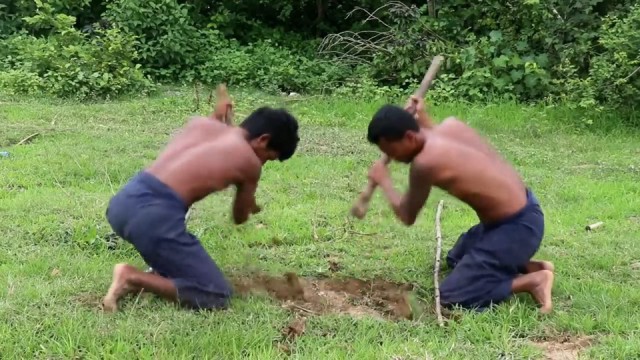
416, 129, 428, 152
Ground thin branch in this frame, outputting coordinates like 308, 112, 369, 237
185, 207, 194, 222
193, 82, 200, 112
16, 132, 39, 146
434, 200, 444, 327
623, 65, 640, 81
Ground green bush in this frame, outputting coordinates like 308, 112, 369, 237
0, 0, 638, 113
103, 0, 205, 81
194, 39, 351, 94
0, 3, 154, 99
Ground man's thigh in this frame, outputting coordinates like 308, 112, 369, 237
440, 248, 515, 311
446, 223, 484, 269
125, 207, 233, 310
148, 232, 233, 309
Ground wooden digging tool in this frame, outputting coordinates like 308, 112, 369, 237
350, 55, 445, 219
213, 83, 234, 125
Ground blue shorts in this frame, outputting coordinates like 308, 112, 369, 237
440, 188, 544, 311
106, 171, 232, 310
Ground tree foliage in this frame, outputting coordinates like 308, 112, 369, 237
0, 0, 638, 112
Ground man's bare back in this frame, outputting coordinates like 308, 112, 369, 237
147, 117, 261, 206
414, 119, 527, 224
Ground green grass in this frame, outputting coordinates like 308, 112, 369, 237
1, 88, 639, 359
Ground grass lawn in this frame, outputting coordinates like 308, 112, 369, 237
1, 88, 639, 359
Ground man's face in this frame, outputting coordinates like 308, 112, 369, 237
250, 134, 279, 164
377, 132, 419, 163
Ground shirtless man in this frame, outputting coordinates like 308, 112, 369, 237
102, 102, 300, 312
365, 97, 554, 313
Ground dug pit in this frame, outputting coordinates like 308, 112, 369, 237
230, 272, 422, 321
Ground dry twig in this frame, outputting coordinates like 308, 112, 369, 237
434, 200, 444, 327
318, 1, 419, 65
16, 132, 39, 146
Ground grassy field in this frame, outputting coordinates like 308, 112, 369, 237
1, 88, 639, 359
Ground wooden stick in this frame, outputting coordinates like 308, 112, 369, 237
193, 82, 200, 111
214, 84, 234, 125
185, 207, 194, 222
350, 55, 444, 219
585, 221, 603, 231
16, 132, 39, 146
434, 200, 444, 327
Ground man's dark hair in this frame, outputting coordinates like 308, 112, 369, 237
367, 104, 419, 144
240, 107, 300, 161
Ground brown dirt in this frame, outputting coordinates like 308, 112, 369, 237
230, 272, 416, 320
73, 292, 104, 308
532, 335, 594, 360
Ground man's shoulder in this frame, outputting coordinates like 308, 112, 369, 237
434, 117, 473, 136
411, 149, 438, 176
226, 137, 262, 179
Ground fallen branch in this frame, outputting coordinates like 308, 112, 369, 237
434, 200, 444, 327
16, 132, 39, 146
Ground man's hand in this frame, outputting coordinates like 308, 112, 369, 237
405, 95, 434, 129
368, 159, 391, 186
404, 95, 426, 115
251, 203, 262, 214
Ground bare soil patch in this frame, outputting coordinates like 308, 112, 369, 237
531, 335, 594, 360
230, 272, 418, 320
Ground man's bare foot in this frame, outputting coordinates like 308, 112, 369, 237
530, 269, 554, 314
525, 260, 555, 273
102, 263, 135, 312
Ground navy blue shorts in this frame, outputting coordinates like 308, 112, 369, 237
106, 171, 232, 310
440, 188, 544, 311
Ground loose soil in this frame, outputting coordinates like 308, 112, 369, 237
230, 272, 419, 321
531, 335, 594, 360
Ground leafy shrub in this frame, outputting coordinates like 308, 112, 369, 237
0, 2, 154, 99
585, 5, 640, 108
194, 38, 351, 94
104, 0, 205, 81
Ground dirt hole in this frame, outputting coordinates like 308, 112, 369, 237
531, 335, 594, 360
230, 272, 421, 321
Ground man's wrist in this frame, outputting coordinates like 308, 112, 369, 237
378, 176, 393, 190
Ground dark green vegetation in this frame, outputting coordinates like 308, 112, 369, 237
1, 0, 639, 117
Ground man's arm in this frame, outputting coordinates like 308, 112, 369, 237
232, 179, 258, 225
377, 164, 432, 226
231, 161, 261, 224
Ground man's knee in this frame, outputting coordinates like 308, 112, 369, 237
174, 275, 233, 311
439, 253, 513, 311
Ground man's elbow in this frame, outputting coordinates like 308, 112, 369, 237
399, 211, 417, 226
233, 216, 248, 225
401, 217, 416, 226
232, 210, 250, 225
